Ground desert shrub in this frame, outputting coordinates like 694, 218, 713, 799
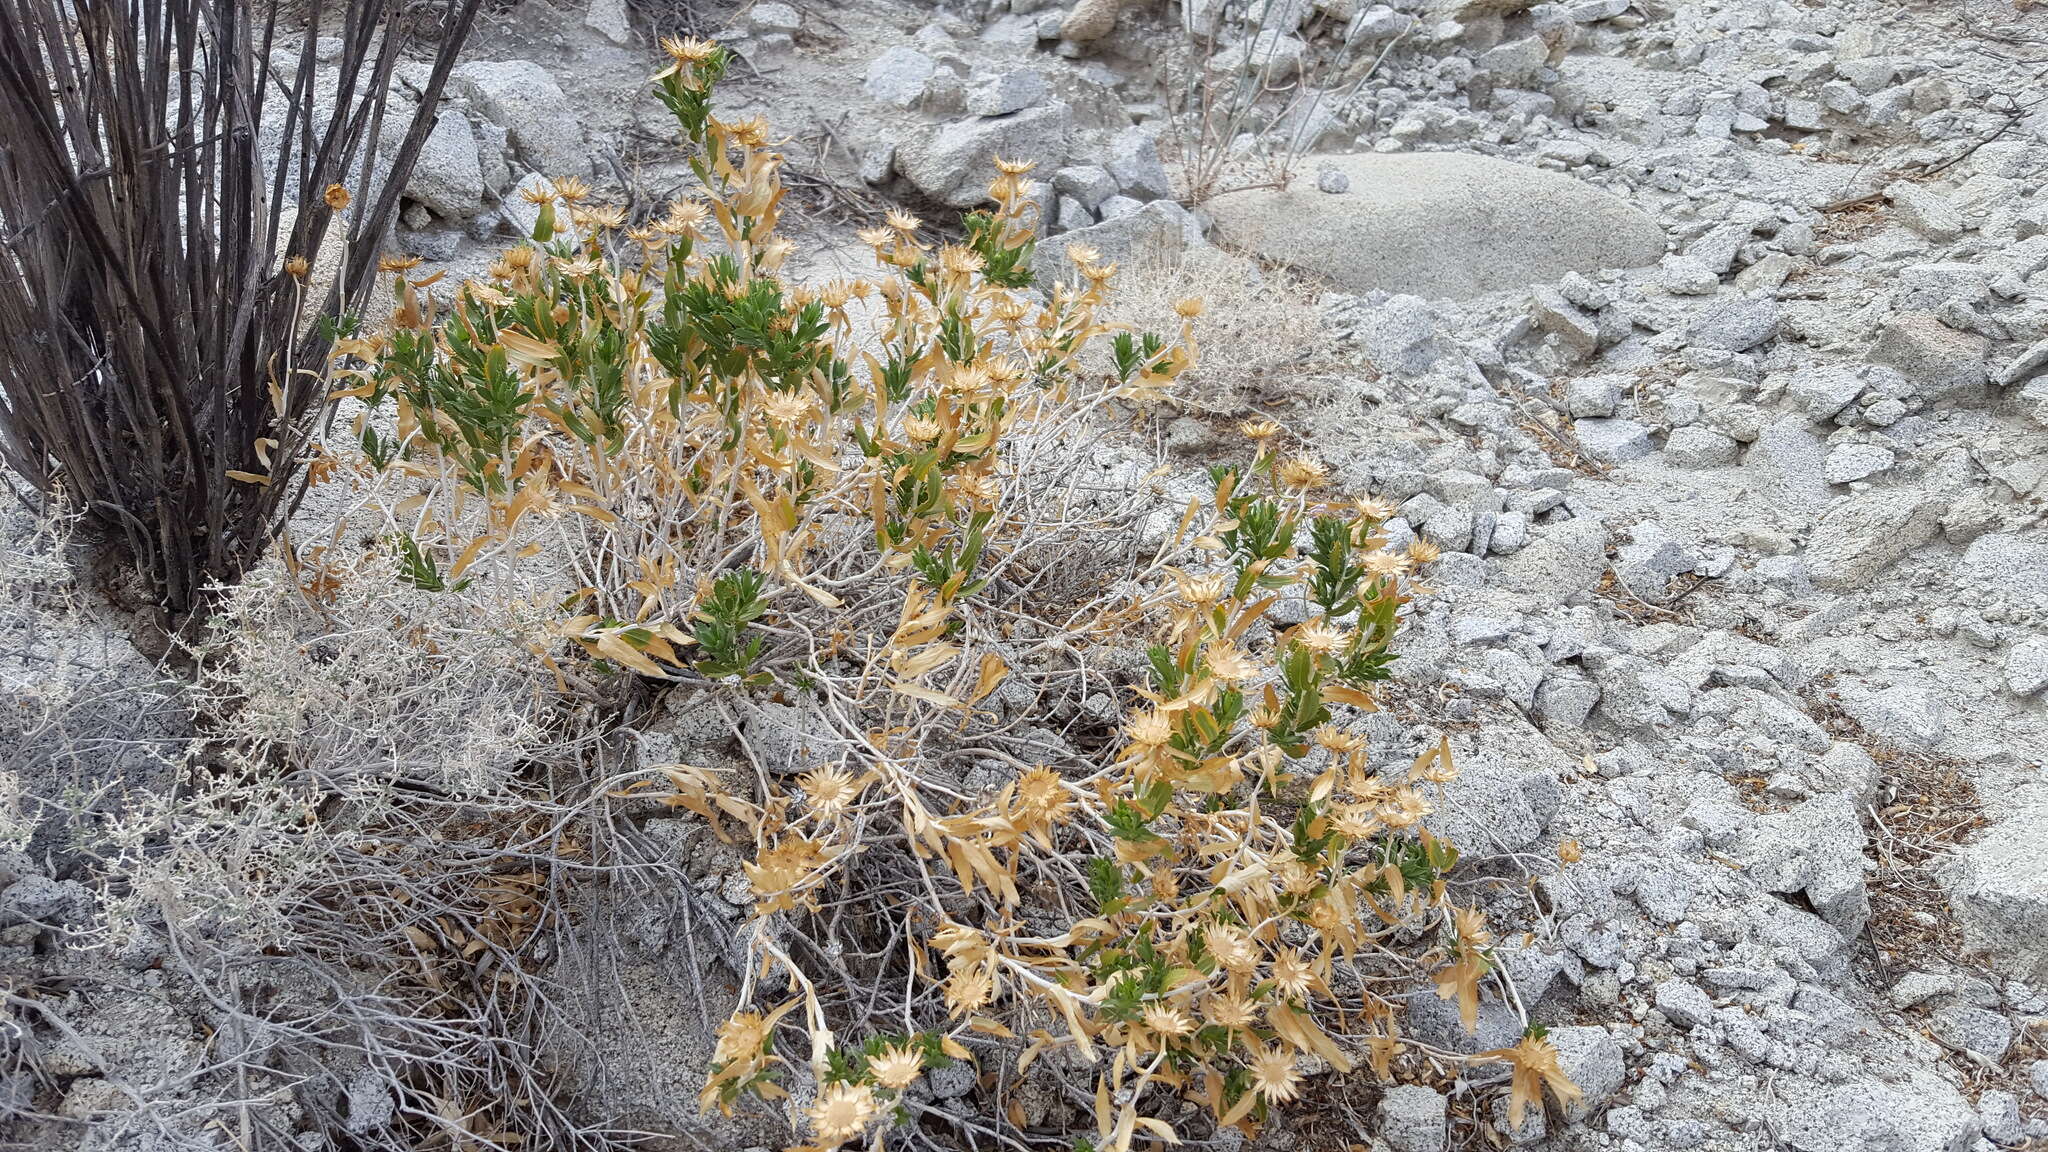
310, 38, 1574, 1149
1099, 250, 1331, 415
0, 0, 481, 614
1165, 1, 1412, 201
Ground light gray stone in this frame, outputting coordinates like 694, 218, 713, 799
1663, 425, 1739, 469
404, 111, 486, 221
584, 0, 632, 44
1051, 164, 1116, 210
1655, 979, 1715, 1029
454, 60, 586, 178
1944, 814, 2048, 981
899, 102, 1073, 208
1747, 418, 1832, 518
1548, 1027, 1625, 1121
2006, 638, 2048, 697
748, 1, 802, 34
1930, 1003, 2012, 1060
1380, 1084, 1449, 1152
1104, 126, 1173, 201
865, 46, 938, 108
1497, 517, 1608, 608
1660, 252, 1721, 295
1689, 294, 1780, 351
1206, 153, 1666, 299
1823, 442, 1893, 484
1030, 200, 1202, 285
1808, 742, 1881, 806
1615, 525, 1693, 603
1208, 30, 1310, 80
1888, 182, 1964, 242
1804, 490, 1943, 590
967, 68, 1048, 116
1575, 417, 1655, 463
1567, 374, 1623, 417
1868, 312, 1990, 405
1996, 337, 2048, 387
1786, 364, 1868, 421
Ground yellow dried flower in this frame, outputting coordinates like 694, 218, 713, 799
1207, 993, 1258, 1029
322, 183, 350, 211
1406, 537, 1442, 565
283, 255, 309, 279
1202, 643, 1260, 683
660, 35, 720, 63
1295, 620, 1350, 655
1267, 948, 1315, 998
868, 1044, 924, 1091
798, 765, 859, 818
807, 1082, 880, 1144
1207, 924, 1259, 973
1277, 454, 1329, 489
1238, 418, 1282, 441
1249, 1044, 1304, 1104
1141, 1003, 1194, 1039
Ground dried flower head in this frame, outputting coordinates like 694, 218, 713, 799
1277, 454, 1329, 489
323, 183, 350, 211
1249, 1045, 1304, 1104
808, 1082, 880, 1144
868, 1044, 924, 1091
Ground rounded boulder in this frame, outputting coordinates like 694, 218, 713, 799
1205, 152, 1666, 299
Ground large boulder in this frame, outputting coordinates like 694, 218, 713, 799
898, 104, 1072, 209
1030, 200, 1202, 285
454, 60, 587, 179
404, 111, 486, 221
1205, 153, 1665, 299
1943, 814, 2048, 981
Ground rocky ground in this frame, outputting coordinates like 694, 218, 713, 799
8, 0, 2048, 1149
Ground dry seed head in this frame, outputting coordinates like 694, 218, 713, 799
377, 254, 422, 273
1277, 454, 1329, 489
323, 183, 350, 211
1174, 296, 1206, 318
283, 255, 309, 279
711, 1011, 773, 1066
1238, 418, 1282, 441
1124, 709, 1173, 747
1207, 993, 1258, 1029
552, 175, 592, 203
1406, 537, 1442, 566
1175, 571, 1229, 605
